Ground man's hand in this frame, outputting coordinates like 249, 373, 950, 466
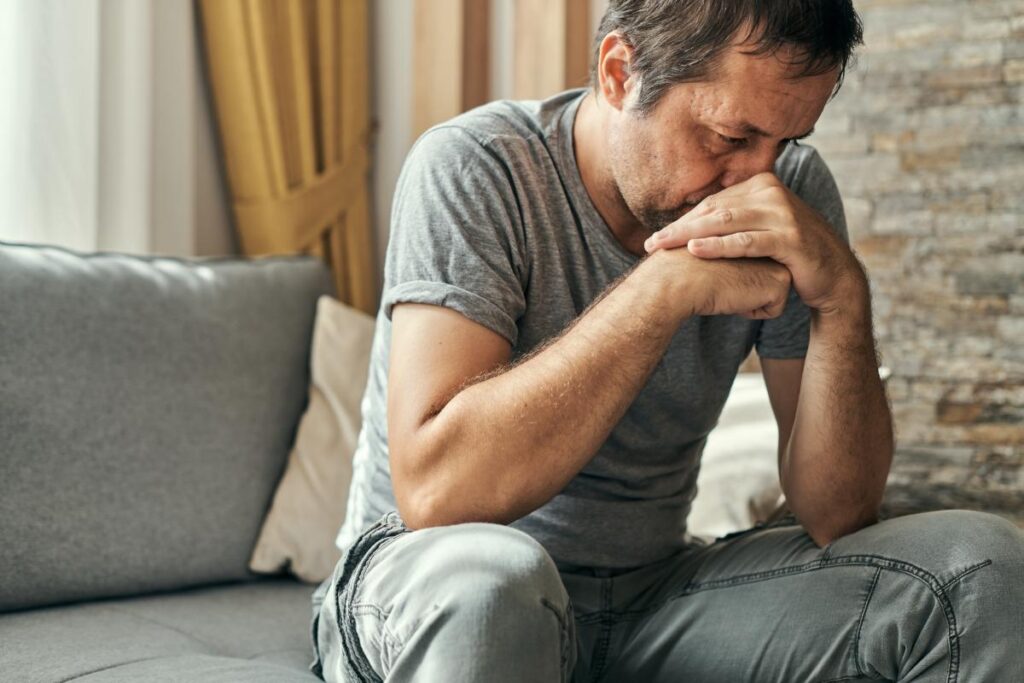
644, 247, 794, 321
643, 172, 864, 314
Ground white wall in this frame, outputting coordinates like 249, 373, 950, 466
0, 0, 235, 257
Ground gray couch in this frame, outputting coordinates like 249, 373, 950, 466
0, 241, 332, 682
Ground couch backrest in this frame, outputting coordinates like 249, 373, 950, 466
0, 242, 333, 612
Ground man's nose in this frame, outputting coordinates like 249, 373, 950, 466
719, 144, 783, 188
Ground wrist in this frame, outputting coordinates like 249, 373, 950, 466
812, 274, 873, 340
815, 263, 870, 318
639, 248, 701, 322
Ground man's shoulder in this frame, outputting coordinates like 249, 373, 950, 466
774, 141, 827, 190
411, 90, 582, 159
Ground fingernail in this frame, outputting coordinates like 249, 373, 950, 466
690, 238, 705, 248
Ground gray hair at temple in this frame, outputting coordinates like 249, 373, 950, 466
590, 0, 864, 115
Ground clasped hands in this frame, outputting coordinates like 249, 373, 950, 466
644, 172, 866, 317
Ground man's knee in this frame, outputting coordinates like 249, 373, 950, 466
831, 509, 1024, 587
363, 520, 571, 619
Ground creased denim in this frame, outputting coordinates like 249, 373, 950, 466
310, 508, 1024, 682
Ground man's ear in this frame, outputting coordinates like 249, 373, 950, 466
596, 32, 637, 111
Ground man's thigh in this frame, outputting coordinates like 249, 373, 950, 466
600, 510, 1023, 683
312, 510, 578, 682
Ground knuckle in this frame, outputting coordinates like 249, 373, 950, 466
716, 209, 733, 225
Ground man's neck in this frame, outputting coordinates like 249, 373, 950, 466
572, 92, 648, 257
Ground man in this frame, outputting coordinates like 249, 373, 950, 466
310, 1, 1024, 680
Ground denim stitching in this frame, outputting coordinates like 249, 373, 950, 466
541, 596, 574, 682
351, 603, 390, 621
592, 554, 965, 683
349, 603, 402, 676
852, 566, 882, 679
938, 559, 992, 592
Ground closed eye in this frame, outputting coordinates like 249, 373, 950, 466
717, 133, 802, 149
717, 133, 748, 147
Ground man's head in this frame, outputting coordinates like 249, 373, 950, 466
586, 0, 863, 233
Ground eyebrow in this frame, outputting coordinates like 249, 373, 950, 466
730, 122, 816, 141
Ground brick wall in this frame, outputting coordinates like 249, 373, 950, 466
808, 0, 1023, 523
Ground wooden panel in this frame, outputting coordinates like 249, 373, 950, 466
514, 0, 590, 99
412, 0, 490, 138
461, 0, 490, 111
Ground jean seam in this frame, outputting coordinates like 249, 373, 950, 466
589, 577, 614, 681
351, 603, 390, 621
541, 597, 574, 682
938, 559, 992, 592
349, 603, 403, 675
852, 566, 882, 680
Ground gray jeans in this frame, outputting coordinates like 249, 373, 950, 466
309, 508, 1024, 682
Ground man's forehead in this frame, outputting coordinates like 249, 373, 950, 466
723, 119, 817, 141
661, 48, 838, 139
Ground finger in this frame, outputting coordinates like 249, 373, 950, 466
739, 293, 789, 320
693, 172, 780, 206
686, 231, 781, 259
680, 172, 782, 219
645, 203, 770, 252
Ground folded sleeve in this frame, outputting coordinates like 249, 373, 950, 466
755, 145, 851, 359
381, 125, 528, 346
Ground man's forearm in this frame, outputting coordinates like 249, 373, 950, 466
782, 278, 894, 546
407, 251, 690, 528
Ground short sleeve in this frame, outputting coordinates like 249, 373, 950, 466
381, 126, 527, 346
755, 144, 851, 359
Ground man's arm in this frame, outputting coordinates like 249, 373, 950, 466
389, 248, 794, 530
781, 282, 893, 546
645, 171, 894, 547
761, 320, 893, 548
760, 357, 802, 471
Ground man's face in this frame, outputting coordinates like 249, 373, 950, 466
605, 43, 840, 233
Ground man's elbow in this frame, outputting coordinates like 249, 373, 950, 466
805, 506, 881, 548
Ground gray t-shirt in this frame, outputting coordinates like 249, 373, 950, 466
335, 88, 849, 571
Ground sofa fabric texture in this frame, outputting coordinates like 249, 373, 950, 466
0, 241, 332, 613
0, 579, 319, 682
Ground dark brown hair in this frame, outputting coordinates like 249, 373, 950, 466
590, 0, 863, 114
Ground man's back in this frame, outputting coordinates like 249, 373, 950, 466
335, 88, 847, 572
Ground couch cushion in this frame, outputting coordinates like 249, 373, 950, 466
0, 242, 333, 612
0, 578, 320, 682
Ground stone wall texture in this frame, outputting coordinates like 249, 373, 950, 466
808, 0, 1023, 524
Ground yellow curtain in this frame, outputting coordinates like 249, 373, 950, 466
197, 0, 377, 314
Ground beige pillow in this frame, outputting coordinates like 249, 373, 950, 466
249, 295, 376, 583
